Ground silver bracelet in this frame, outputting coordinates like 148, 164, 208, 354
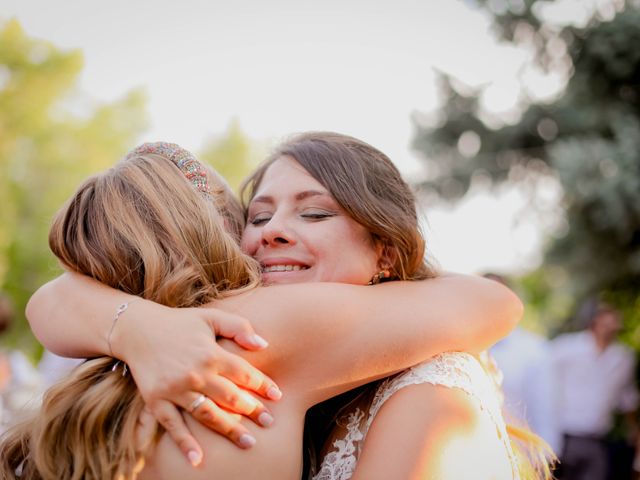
107, 301, 135, 357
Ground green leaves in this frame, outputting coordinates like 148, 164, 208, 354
413, 4, 640, 336
0, 20, 148, 353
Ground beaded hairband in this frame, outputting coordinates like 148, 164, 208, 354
125, 142, 212, 199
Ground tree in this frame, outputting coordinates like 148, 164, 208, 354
0, 19, 148, 352
198, 120, 266, 193
412, 1, 640, 334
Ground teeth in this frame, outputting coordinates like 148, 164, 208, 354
263, 265, 307, 273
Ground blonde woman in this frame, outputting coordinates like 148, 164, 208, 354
18, 140, 527, 479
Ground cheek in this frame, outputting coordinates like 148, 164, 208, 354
321, 229, 379, 280
240, 229, 259, 255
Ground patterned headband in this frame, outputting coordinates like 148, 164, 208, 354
125, 142, 212, 199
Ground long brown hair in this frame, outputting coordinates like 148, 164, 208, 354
0, 146, 260, 480
242, 131, 437, 282
243, 132, 554, 479
242, 132, 437, 477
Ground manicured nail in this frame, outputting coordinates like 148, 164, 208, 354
239, 433, 256, 448
187, 450, 202, 466
251, 334, 269, 348
266, 386, 282, 401
258, 411, 274, 427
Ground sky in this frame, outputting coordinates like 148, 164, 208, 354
4, 0, 582, 274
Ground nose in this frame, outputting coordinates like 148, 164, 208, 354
260, 215, 296, 247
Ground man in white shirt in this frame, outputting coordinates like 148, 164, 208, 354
551, 302, 639, 480
491, 327, 561, 455
483, 272, 561, 457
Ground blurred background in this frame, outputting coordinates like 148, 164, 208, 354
0, 0, 639, 393
1, 0, 640, 475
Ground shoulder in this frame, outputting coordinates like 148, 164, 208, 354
354, 366, 514, 480
371, 353, 486, 427
398, 352, 488, 393
611, 342, 637, 367
493, 329, 550, 366
354, 379, 484, 480
612, 341, 635, 356
550, 331, 580, 344
550, 331, 588, 352
366, 353, 501, 434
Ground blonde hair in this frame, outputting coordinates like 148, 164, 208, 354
0, 148, 260, 479
508, 424, 557, 479
480, 354, 557, 479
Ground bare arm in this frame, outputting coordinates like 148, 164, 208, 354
219, 274, 521, 406
27, 272, 136, 358
141, 276, 521, 480
26, 272, 282, 462
350, 385, 513, 480
27, 271, 520, 461
28, 272, 520, 408
28, 272, 516, 362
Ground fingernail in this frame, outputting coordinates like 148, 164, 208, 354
267, 386, 282, 400
251, 334, 269, 348
187, 450, 202, 466
258, 411, 274, 427
239, 433, 256, 448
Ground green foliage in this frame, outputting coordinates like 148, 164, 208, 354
514, 267, 574, 335
199, 120, 265, 193
413, 3, 640, 336
0, 19, 148, 354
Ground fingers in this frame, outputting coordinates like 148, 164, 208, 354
218, 352, 282, 401
150, 400, 203, 466
205, 309, 269, 351
183, 392, 257, 449
148, 389, 264, 469
200, 309, 282, 400
200, 376, 275, 428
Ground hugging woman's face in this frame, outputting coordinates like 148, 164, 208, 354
241, 155, 381, 285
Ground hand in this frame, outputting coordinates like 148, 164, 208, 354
112, 301, 282, 466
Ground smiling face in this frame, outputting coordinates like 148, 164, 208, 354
241, 156, 381, 285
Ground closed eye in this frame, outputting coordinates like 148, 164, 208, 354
250, 214, 272, 225
301, 212, 336, 220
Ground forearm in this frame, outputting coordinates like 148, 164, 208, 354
346, 273, 522, 365
26, 271, 143, 358
222, 274, 522, 398
426, 272, 522, 352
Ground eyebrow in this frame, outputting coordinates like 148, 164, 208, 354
251, 190, 330, 204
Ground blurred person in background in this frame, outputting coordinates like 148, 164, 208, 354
551, 300, 639, 480
0, 293, 40, 432
37, 350, 83, 389
485, 273, 562, 457
0, 294, 12, 429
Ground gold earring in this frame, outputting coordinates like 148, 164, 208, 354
368, 269, 391, 285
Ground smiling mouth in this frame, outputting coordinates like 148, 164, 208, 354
262, 265, 310, 273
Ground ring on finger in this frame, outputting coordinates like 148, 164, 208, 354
187, 394, 207, 413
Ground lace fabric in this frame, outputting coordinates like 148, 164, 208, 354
312, 352, 520, 480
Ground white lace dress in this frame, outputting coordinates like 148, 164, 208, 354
311, 352, 520, 480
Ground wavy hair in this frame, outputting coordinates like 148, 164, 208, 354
242, 131, 437, 281
242, 132, 554, 479
0, 146, 260, 480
